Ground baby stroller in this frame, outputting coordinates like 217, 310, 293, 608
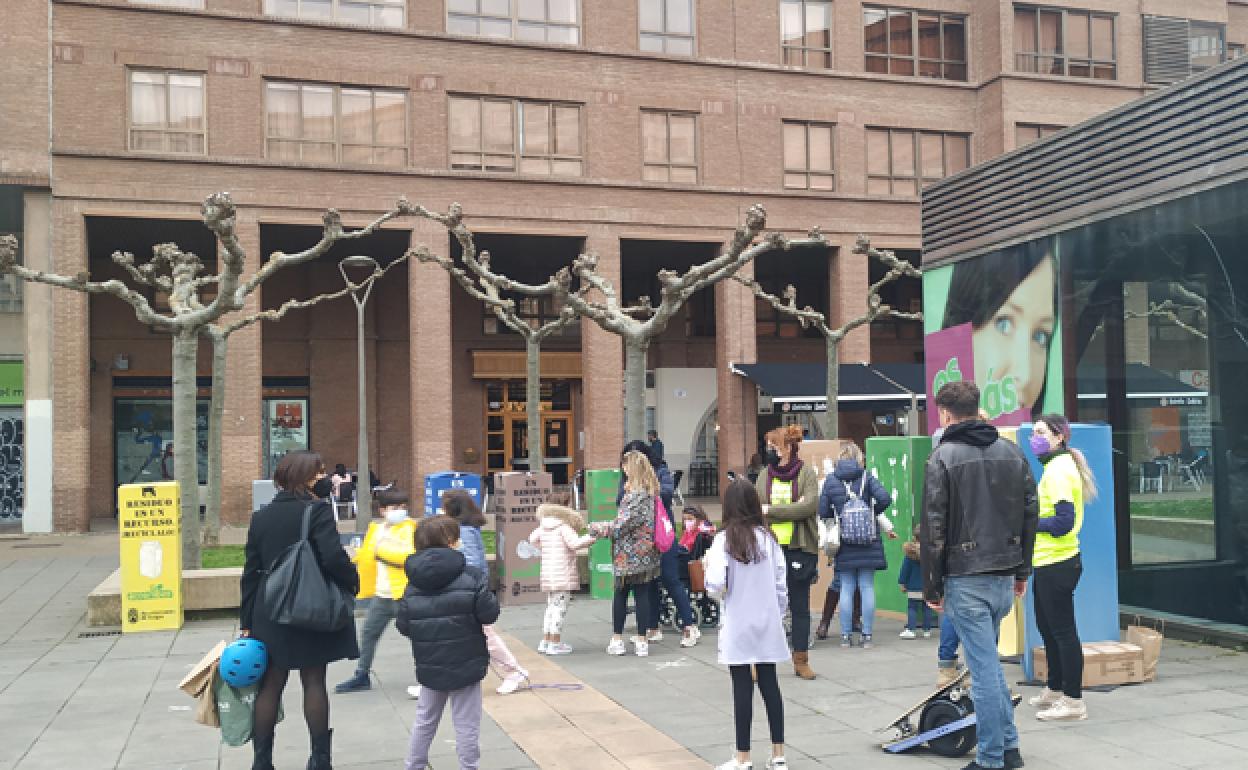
657, 521, 721, 629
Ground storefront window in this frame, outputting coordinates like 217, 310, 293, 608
263, 398, 310, 477
114, 398, 210, 488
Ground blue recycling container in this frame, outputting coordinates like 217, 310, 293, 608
423, 471, 483, 517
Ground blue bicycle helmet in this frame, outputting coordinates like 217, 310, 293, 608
220, 638, 268, 688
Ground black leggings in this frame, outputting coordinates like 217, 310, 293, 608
729, 664, 784, 752
1034, 554, 1084, 699
612, 580, 654, 636
253, 663, 329, 740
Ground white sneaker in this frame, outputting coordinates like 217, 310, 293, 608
766, 757, 788, 769
923, 630, 932, 639
899, 628, 917, 639
496, 671, 528, 695
1028, 686, 1062, 708
606, 639, 627, 656
545, 642, 573, 655
406, 685, 422, 700
715, 760, 752, 770
1037, 696, 1088, 722
538, 640, 549, 654
634, 639, 649, 657
681, 626, 702, 648
647, 630, 663, 642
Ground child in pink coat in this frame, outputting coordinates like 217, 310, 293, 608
528, 492, 597, 655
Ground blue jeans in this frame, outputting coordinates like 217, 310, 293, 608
943, 576, 1019, 769
906, 598, 937, 631
837, 568, 876, 637
649, 546, 695, 629
938, 614, 960, 662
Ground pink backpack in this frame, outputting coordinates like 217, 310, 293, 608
654, 497, 675, 553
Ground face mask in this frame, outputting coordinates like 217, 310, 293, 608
765, 448, 781, 466
1029, 434, 1052, 457
384, 508, 408, 525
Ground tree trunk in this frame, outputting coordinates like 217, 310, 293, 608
624, 338, 649, 442
172, 330, 202, 569
525, 336, 544, 473
202, 327, 227, 548
823, 337, 840, 439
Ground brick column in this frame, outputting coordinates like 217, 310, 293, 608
830, 245, 870, 364
581, 229, 623, 471
221, 217, 263, 526
49, 198, 91, 532
714, 261, 758, 492
20, 191, 54, 533
409, 221, 453, 488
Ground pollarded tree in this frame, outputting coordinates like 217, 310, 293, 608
735, 234, 922, 438
0, 193, 421, 567
556, 205, 827, 441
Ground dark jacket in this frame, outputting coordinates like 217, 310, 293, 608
898, 554, 923, 593
819, 459, 893, 572
397, 547, 500, 692
240, 492, 360, 669
919, 420, 1040, 603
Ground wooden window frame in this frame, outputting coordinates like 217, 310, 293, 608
127, 69, 207, 155
447, 0, 582, 44
1015, 122, 1064, 147
780, 0, 833, 69
264, 81, 409, 166
782, 120, 836, 191
864, 5, 968, 81
641, 110, 699, 184
866, 127, 970, 197
263, 0, 406, 29
449, 95, 585, 176
1014, 5, 1117, 80
639, 0, 697, 56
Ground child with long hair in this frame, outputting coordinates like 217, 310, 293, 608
705, 480, 790, 770
529, 490, 598, 655
442, 490, 530, 695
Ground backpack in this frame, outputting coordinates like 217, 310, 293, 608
654, 496, 675, 553
838, 475, 877, 547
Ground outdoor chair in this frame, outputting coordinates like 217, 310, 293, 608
671, 469, 686, 507
1138, 461, 1164, 494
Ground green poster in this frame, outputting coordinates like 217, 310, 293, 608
866, 436, 932, 614
0, 361, 21, 406
585, 469, 621, 599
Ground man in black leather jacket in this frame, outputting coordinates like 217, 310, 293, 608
920, 381, 1038, 770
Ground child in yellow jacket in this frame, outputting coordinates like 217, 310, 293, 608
336, 487, 417, 693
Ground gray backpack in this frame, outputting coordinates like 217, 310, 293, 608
839, 476, 876, 546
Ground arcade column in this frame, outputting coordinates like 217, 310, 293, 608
581, 229, 624, 471
715, 260, 758, 491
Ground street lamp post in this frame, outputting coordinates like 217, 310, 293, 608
340, 255, 380, 534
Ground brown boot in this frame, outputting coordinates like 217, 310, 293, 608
793, 651, 816, 680
815, 592, 837, 640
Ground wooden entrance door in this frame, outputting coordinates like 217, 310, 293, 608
485, 381, 576, 484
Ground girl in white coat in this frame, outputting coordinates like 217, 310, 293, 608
529, 492, 597, 655
705, 480, 789, 770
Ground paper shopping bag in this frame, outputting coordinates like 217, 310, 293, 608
1125, 624, 1163, 681
179, 640, 228, 697
195, 671, 220, 728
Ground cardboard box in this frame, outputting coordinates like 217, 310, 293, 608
1032, 642, 1147, 687
492, 472, 551, 605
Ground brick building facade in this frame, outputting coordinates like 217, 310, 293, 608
3, 0, 1245, 530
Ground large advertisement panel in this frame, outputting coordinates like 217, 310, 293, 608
922, 239, 1064, 430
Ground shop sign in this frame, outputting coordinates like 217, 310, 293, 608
117, 481, 183, 632
779, 400, 827, 413
0, 361, 22, 406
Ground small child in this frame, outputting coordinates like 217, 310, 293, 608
897, 527, 936, 639
529, 491, 597, 655
397, 515, 499, 770
442, 490, 530, 695
336, 487, 417, 693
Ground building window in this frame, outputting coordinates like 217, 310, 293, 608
129, 70, 205, 154
447, 1, 580, 44
864, 6, 967, 81
130, 0, 204, 7
1143, 15, 1227, 85
639, 0, 696, 55
781, 1, 832, 68
1015, 122, 1063, 147
782, 121, 835, 190
866, 128, 969, 196
266, 82, 408, 165
264, 0, 405, 28
1014, 6, 1116, 79
641, 111, 698, 183
449, 97, 584, 175
1229, 42, 1245, 60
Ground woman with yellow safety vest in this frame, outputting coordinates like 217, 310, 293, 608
1026, 415, 1098, 723
335, 487, 418, 694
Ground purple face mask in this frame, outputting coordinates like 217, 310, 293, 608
1029, 434, 1052, 457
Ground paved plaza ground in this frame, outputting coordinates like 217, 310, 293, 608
3, 531, 1248, 769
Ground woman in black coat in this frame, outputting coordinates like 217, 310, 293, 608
241, 451, 359, 770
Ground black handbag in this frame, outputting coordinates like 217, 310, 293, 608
264, 502, 354, 632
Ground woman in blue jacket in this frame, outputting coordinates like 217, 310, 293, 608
816, 443, 896, 648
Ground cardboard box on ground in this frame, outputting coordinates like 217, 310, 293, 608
490, 471, 552, 605
1032, 642, 1149, 687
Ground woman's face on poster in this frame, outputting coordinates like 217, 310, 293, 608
971, 255, 1056, 413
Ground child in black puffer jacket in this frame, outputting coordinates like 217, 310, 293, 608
397, 515, 500, 770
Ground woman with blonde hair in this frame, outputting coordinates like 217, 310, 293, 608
594, 449, 662, 657
754, 424, 820, 680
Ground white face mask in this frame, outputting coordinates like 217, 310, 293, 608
384, 508, 409, 525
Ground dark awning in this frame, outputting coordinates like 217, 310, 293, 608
1076, 363, 1207, 406
730, 362, 924, 412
